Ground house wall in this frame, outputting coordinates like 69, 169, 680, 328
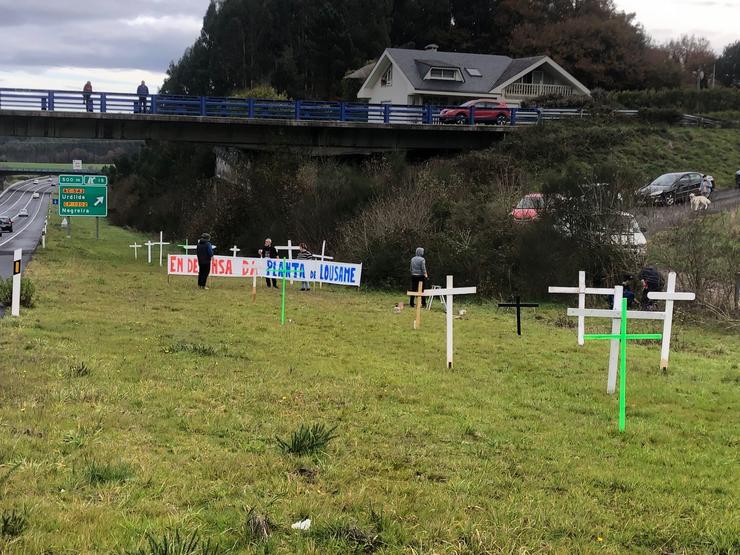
360, 61, 415, 105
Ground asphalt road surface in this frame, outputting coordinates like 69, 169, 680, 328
0, 176, 55, 280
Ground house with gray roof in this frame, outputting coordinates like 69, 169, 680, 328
355, 45, 590, 107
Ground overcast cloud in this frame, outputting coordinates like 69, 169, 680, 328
0, 0, 737, 92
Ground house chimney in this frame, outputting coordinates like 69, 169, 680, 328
424, 44, 439, 52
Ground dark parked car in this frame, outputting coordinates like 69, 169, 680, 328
636, 172, 703, 206
439, 99, 511, 125
0, 217, 12, 233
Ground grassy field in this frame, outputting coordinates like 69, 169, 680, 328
0, 216, 738, 554
611, 127, 740, 189
0, 162, 109, 172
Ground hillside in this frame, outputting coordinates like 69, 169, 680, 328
1, 214, 737, 553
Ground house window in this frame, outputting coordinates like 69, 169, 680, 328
426, 67, 462, 81
381, 66, 392, 87
532, 70, 544, 84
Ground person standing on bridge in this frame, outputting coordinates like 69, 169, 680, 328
196, 233, 214, 289
83, 81, 93, 112
137, 80, 149, 113
258, 238, 278, 288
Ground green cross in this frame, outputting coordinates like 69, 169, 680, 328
584, 298, 662, 432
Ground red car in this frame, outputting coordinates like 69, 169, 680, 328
511, 193, 544, 221
439, 99, 511, 125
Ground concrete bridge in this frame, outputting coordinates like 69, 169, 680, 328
0, 109, 510, 155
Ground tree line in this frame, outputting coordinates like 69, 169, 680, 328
162, 0, 739, 100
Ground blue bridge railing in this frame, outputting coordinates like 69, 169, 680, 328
0, 87, 574, 127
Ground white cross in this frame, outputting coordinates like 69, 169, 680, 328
549, 271, 615, 345
230, 245, 240, 257
177, 238, 197, 253
409, 275, 476, 369
144, 240, 154, 264
151, 231, 170, 267
563, 271, 694, 392
312, 240, 333, 289
276, 240, 300, 284
648, 272, 695, 369
129, 243, 142, 259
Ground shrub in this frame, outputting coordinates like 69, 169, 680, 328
608, 88, 740, 113
637, 107, 683, 124
0, 277, 35, 308
276, 423, 337, 456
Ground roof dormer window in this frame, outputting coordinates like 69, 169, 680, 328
425, 67, 463, 81
381, 66, 392, 87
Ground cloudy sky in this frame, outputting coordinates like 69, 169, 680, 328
0, 0, 737, 92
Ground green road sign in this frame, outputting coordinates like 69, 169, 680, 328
58, 174, 108, 186
59, 184, 108, 217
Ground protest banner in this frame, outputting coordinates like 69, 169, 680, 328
167, 255, 362, 287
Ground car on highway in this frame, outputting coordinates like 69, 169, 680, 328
636, 172, 703, 206
32, 192, 40, 199
0, 217, 12, 233
18, 208, 29, 217
511, 193, 545, 221
33, 179, 39, 184
439, 99, 511, 125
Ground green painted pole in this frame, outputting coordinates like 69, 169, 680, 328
619, 298, 627, 432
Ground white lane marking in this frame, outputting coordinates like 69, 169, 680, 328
0, 183, 34, 212
0, 186, 50, 247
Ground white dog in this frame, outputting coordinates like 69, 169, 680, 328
690, 193, 711, 211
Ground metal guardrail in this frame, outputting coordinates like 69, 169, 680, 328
0, 87, 590, 127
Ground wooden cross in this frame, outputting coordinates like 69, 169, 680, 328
144, 240, 154, 264
584, 298, 662, 432
230, 245, 240, 257
129, 243, 142, 260
407, 275, 477, 369
177, 238, 197, 254
276, 240, 300, 284
406, 281, 426, 329
549, 271, 615, 345
151, 231, 170, 267
498, 295, 539, 336
312, 240, 333, 289
647, 272, 695, 369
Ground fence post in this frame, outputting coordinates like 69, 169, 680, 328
383, 104, 390, 124
151, 95, 158, 114
339, 102, 346, 122
100, 93, 107, 113
423, 105, 431, 124
41, 96, 47, 111
200, 96, 206, 116
48, 91, 54, 111
295, 100, 301, 120
470, 106, 475, 125
248, 98, 255, 118
510, 108, 517, 126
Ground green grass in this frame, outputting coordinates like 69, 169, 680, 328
0, 215, 738, 553
0, 161, 109, 172
611, 127, 740, 188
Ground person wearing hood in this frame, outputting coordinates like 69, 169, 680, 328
196, 233, 214, 289
409, 247, 428, 308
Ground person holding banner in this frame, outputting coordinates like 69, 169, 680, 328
196, 233, 214, 289
258, 238, 279, 288
297, 243, 313, 291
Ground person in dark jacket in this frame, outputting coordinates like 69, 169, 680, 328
83, 81, 93, 112
258, 238, 278, 288
196, 233, 214, 289
297, 242, 313, 291
137, 80, 149, 113
638, 266, 662, 309
409, 247, 428, 308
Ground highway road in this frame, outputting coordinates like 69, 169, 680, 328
0, 176, 54, 280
